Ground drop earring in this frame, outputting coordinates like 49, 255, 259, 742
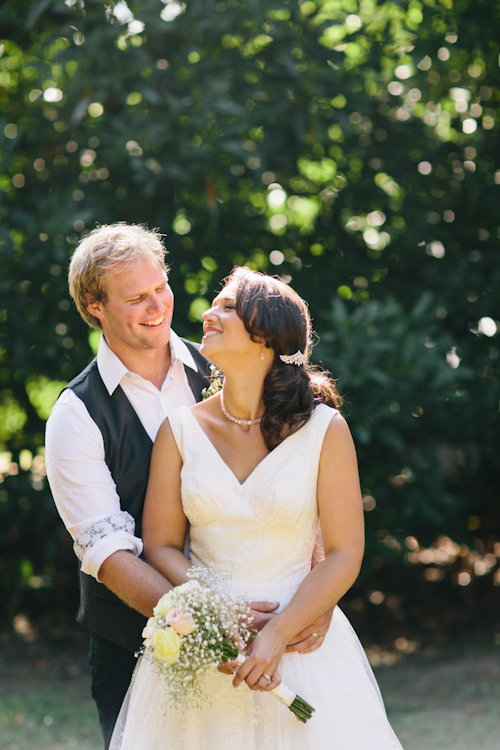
260, 346, 265, 361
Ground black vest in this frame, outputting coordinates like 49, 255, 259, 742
63, 339, 210, 653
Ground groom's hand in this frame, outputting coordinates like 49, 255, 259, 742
284, 605, 334, 653
248, 600, 280, 631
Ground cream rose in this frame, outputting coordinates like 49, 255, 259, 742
165, 609, 196, 636
153, 627, 182, 665
153, 592, 176, 618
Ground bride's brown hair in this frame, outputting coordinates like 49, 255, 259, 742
225, 266, 342, 451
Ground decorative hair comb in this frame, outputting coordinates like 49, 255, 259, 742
279, 350, 307, 366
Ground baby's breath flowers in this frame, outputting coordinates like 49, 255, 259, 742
142, 568, 315, 723
201, 364, 223, 400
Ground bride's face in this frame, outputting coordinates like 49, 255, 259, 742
200, 283, 260, 364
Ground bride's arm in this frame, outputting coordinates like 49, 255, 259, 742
284, 526, 332, 653
142, 418, 192, 587
233, 413, 364, 691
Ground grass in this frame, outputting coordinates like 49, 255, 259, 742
1, 629, 499, 749
0, 628, 101, 750
0, 686, 101, 750
377, 642, 500, 750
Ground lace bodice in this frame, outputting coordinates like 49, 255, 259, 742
169, 403, 337, 608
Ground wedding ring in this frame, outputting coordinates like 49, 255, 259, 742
263, 674, 271, 681
312, 632, 320, 639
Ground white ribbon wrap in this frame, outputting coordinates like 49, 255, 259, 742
235, 653, 295, 708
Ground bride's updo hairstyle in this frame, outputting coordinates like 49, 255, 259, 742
226, 266, 342, 450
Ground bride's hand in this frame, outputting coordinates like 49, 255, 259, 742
217, 601, 280, 672
217, 602, 282, 678
229, 626, 286, 691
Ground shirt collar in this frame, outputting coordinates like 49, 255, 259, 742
96, 329, 198, 395
169, 329, 199, 373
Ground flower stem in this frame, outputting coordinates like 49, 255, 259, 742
287, 695, 316, 722
221, 641, 238, 660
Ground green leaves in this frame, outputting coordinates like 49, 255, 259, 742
315, 293, 475, 561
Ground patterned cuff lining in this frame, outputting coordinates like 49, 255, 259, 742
73, 511, 136, 561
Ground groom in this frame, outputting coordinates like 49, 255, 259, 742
46, 223, 329, 749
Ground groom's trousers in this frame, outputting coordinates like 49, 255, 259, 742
89, 633, 138, 749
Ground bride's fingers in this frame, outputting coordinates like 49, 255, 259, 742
243, 665, 266, 689
232, 659, 251, 688
247, 668, 280, 692
261, 670, 281, 692
249, 674, 271, 691
236, 660, 274, 690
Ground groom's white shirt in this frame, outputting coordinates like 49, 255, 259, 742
45, 331, 197, 581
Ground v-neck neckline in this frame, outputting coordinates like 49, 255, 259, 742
183, 406, 296, 487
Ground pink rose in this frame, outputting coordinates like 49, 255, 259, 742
165, 608, 196, 636
142, 618, 160, 646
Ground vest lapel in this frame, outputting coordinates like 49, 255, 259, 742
181, 340, 211, 403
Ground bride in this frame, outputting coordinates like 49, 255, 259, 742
110, 267, 403, 749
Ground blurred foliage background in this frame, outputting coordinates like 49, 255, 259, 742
0, 0, 499, 651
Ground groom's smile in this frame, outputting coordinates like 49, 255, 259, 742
140, 314, 166, 327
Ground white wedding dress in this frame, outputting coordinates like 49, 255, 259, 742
110, 404, 403, 750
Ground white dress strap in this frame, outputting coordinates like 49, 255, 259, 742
166, 405, 191, 460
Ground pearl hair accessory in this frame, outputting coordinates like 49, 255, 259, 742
220, 391, 262, 426
279, 350, 307, 366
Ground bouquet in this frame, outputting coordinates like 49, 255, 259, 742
141, 568, 315, 723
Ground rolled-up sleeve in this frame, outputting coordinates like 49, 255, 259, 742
45, 389, 143, 581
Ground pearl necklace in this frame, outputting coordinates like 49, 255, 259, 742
220, 391, 262, 426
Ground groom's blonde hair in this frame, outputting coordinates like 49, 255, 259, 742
68, 223, 168, 329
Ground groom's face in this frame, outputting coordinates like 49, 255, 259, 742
87, 257, 174, 353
